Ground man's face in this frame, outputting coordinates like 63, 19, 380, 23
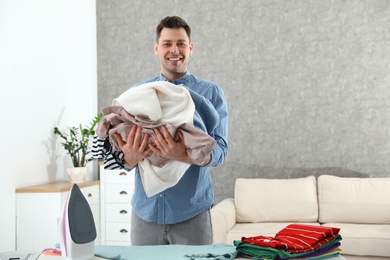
154, 27, 193, 80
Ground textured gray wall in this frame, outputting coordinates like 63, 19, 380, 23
97, 0, 390, 203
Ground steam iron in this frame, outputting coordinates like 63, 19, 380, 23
59, 184, 96, 260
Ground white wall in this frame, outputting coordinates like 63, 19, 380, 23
0, 0, 97, 251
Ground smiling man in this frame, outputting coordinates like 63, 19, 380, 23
94, 16, 228, 246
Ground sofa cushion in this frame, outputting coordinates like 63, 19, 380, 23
322, 222, 390, 257
318, 175, 390, 224
235, 176, 318, 223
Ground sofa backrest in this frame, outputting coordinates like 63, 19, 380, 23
235, 176, 318, 223
318, 175, 390, 224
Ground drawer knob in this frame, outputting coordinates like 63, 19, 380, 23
120, 191, 128, 195
120, 229, 128, 233
88, 193, 92, 197
119, 172, 128, 176
120, 210, 128, 214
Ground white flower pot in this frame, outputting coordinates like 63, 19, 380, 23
66, 167, 88, 183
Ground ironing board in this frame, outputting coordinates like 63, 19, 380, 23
37, 244, 346, 260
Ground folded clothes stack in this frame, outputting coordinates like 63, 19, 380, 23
234, 223, 342, 260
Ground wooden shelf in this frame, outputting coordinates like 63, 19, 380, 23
16, 180, 100, 193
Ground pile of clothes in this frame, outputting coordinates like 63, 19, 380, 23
234, 223, 342, 260
96, 81, 218, 197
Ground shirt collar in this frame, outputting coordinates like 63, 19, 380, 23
158, 71, 191, 85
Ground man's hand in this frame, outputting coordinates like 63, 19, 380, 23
114, 125, 151, 168
149, 125, 192, 163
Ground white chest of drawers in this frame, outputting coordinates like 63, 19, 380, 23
15, 181, 100, 251
100, 165, 135, 245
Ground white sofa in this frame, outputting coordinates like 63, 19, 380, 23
211, 175, 390, 259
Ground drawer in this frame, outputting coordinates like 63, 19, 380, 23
104, 169, 135, 184
106, 204, 132, 222
106, 184, 134, 203
106, 222, 131, 241
80, 185, 99, 205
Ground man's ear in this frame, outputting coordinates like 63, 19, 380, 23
154, 42, 159, 56
189, 42, 194, 56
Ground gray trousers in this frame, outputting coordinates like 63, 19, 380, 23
130, 209, 213, 245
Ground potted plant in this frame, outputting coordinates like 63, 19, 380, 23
54, 113, 103, 182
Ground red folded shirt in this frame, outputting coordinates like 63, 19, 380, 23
241, 223, 340, 253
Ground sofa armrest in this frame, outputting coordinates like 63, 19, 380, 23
211, 198, 236, 244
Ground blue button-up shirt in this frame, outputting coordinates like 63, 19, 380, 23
131, 72, 228, 224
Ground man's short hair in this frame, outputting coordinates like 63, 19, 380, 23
156, 16, 191, 42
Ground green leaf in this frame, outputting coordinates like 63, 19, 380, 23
53, 113, 103, 167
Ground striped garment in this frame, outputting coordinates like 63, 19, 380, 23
241, 224, 340, 254
91, 136, 126, 170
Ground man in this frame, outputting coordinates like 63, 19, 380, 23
93, 16, 228, 245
